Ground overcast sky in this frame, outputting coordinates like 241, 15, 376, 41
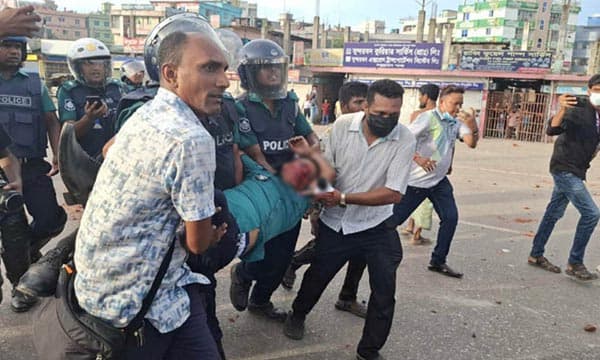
54, 0, 600, 30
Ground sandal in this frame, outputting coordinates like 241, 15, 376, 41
528, 256, 561, 273
409, 236, 432, 246
401, 227, 413, 235
428, 263, 463, 278
565, 263, 598, 281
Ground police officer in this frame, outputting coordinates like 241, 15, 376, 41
0, 36, 67, 312
119, 59, 145, 93
230, 39, 319, 320
57, 38, 122, 159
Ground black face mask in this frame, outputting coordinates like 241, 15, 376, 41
367, 113, 398, 138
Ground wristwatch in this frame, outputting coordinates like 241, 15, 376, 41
340, 193, 347, 208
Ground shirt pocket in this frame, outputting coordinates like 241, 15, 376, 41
11, 113, 35, 146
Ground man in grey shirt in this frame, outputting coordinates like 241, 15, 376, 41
284, 79, 415, 360
391, 85, 479, 278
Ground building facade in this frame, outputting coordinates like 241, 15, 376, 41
199, 1, 242, 28
36, 6, 88, 41
110, 3, 164, 54
87, 3, 114, 48
572, 15, 600, 75
453, 0, 579, 65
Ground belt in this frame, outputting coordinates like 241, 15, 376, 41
18, 157, 43, 164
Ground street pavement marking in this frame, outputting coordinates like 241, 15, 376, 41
459, 220, 527, 235
231, 342, 354, 360
0, 324, 31, 340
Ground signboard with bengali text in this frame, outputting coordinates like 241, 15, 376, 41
343, 42, 443, 70
459, 50, 552, 73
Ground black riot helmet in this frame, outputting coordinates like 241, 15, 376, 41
237, 39, 288, 100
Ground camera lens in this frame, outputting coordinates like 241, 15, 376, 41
4, 193, 23, 213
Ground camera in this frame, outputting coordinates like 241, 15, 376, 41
0, 179, 24, 213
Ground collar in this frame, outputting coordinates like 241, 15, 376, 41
348, 112, 401, 141
1, 69, 28, 80
435, 108, 457, 125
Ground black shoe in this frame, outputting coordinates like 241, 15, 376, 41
10, 288, 38, 313
335, 299, 367, 319
357, 352, 386, 360
229, 263, 251, 311
16, 245, 70, 297
248, 301, 287, 322
281, 266, 296, 290
30, 209, 68, 251
428, 263, 463, 278
283, 312, 305, 340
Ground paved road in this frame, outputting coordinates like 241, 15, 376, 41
2, 137, 600, 360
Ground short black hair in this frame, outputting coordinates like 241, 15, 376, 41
419, 84, 440, 101
158, 31, 188, 78
366, 79, 404, 105
338, 81, 368, 106
588, 74, 600, 88
439, 85, 465, 98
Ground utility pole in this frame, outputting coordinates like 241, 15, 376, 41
415, 0, 432, 43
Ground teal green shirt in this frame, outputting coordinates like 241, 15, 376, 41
224, 155, 310, 262
236, 91, 313, 150
56, 85, 77, 122
0, 70, 55, 113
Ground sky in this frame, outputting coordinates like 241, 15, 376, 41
54, 0, 600, 30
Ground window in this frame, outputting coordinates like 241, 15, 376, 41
489, 10, 494, 17
75, 31, 80, 37
45, 16, 51, 23
59, 17, 65, 22
62, 29, 67, 35
539, 20, 544, 30
486, 28, 492, 35
536, 38, 542, 48
75, 19, 80, 25
542, 2, 547, 12
463, 12, 470, 21
461, 29, 468, 37
94, 20, 100, 26
104, 21, 109, 27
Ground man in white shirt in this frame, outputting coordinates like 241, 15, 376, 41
284, 79, 415, 360
391, 85, 479, 278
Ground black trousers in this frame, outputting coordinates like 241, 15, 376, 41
238, 222, 301, 305
22, 159, 66, 240
290, 239, 367, 302
292, 220, 402, 358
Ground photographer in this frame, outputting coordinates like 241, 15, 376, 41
528, 74, 600, 281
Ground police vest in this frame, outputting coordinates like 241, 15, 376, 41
60, 80, 122, 157
202, 95, 238, 190
0, 72, 47, 158
113, 85, 159, 132
238, 92, 299, 170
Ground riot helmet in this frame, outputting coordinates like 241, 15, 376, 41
144, 12, 225, 82
67, 38, 111, 88
237, 39, 288, 100
216, 28, 243, 71
120, 59, 145, 86
0, 36, 27, 62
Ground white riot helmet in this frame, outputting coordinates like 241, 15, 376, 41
67, 38, 112, 87
120, 59, 145, 84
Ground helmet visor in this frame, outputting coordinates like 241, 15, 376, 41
245, 62, 288, 100
68, 57, 112, 87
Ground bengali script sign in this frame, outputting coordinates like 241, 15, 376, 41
343, 43, 443, 69
459, 50, 552, 73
